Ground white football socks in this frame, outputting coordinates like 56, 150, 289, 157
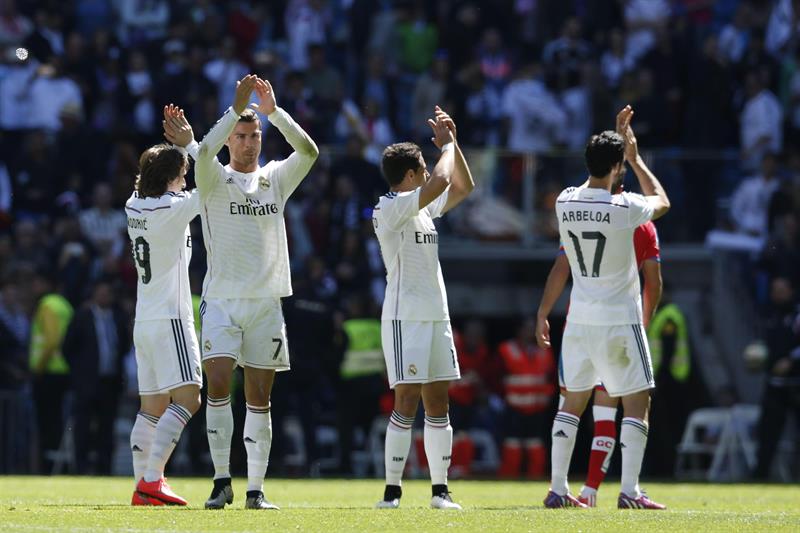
131, 411, 158, 483
550, 411, 580, 495
424, 413, 453, 486
620, 417, 648, 498
144, 403, 192, 482
206, 395, 233, 480
385, 410, 414, 486
243, 404, 272, 492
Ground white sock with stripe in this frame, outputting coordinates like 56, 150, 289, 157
550, 411, 580, 495
244, 404, 272, 492
385, 410, 414, 486
620, 417, 648, 498
424, 413, 453, 486
143, 403, 192, 482
131, 411, 158, 483
206, 395, 233, 480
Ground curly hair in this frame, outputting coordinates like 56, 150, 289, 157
135, 144, 187, 198
380, 142, 423, 187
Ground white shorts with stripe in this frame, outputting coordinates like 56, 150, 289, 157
134, 318, 202, 395
560, 322, 654, 397
200, 297, 290, 370
381, 320, 460, 388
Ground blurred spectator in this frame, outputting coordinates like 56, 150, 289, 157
12, 130, 58, 216
125, 50, 156, 134
0, 47, 37, 131
63, 278, 129, 474
740, 71, 783, 171
458, 65, 503, 146
335, 97, 394, 165
13, 219, 49, 269
718, 3, 751, 65
502, 63, 566, 153
203, 36, 248, 116
600, 28, 630, 89
477, 28, 513, 95
0, 0, 32, 47
23, 8, 64, 61
116, 0, 170, 46
336, 293, 383, 475
395, 1, 437, 76
496, 317, 556, 479
285, 0, 329, 71
73, 0, 113, 39
50, 215, 95, 305
730, 153, 781, 239
543, 16, 591, 83
0, 265, 30, 390
754, 276, 800, 479
411, 51, 450, 144
79, 182, 127, 260
29, 58, 83, 132
29, 267, 73, 473
623, 0, 671, 65
764, 0, 800, 58
329, 135, 383, 204
449, 319, 490, 477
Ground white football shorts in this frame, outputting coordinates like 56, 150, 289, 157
200, 297, 290, 371
560, 322, 655, 397
381, 320, 460, 388
134, 318, 202, 395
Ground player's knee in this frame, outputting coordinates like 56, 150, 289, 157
206, 371, 231, 396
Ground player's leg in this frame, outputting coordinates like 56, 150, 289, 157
241, 366, 279, 510
136, 384, 201, 505
545, 323, 594, 508
579, 387, 619, 506
420, 380, 461, 509
377, 382, 420, 508
131, 393, 168, 506
201, 299, 243, 509
605, 324, 664, 509
376, 319, 423, 508
237, 298, 289, 510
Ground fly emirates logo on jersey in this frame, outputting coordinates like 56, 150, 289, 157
229, 197, 279, 217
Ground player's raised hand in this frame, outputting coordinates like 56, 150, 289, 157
233, 74, 258, 115
427, 110, 455, 149
616, 105, 639, 162
252, 77, 277, 115
434, 105, 457, 140
163, 104, 194, 147
535, 316, 551, 349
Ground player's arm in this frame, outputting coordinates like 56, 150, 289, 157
253, 78, 319, 197
419, 109, 455, 209
435, 107, 475, 214
617, 105, 670, 219
536, 252, 571, 349
641, 259, 662, 328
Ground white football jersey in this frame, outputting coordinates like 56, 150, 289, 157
187, 107, 316, 299
373, 187, 450, 321
556, 186, 654, 325
125, 189, 200, 321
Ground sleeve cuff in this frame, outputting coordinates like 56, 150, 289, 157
185, 140, 200, 160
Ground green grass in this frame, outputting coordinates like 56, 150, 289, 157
0, 477, 798, 532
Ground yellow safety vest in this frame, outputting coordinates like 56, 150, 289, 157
647, 303, 690, 382
29, 293, 73, 374
340, 319, 384, 379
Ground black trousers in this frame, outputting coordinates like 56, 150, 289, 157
32, 374, 70, 473
755, 384, 800, 479
336, 374, 384, 474
73, 376, 121, 474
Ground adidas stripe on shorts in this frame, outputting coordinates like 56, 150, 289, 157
560, 322, 655, 397
381, 320, 461, 388
134, 318, 202, 395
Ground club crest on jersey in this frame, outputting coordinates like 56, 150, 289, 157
259, 176, 270, 190
204, 340, 212, 352
408, 364, 418, 376
225, 176, 234, 184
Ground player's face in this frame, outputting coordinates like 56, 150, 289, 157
410, 154, 429, 188
227, 120, 262, 168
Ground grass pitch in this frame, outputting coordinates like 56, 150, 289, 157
0, 477, 798, 532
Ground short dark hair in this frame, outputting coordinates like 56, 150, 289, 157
584, 130, 624, 178
381, 142, 422, 187
136, 144, 187, 198
238, 107, 261, 126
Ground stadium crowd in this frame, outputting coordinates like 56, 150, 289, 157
0, 0, 798, 478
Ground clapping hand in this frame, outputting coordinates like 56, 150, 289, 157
163, 104, 194, 147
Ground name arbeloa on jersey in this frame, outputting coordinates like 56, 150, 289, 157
561, 209, 611, 224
